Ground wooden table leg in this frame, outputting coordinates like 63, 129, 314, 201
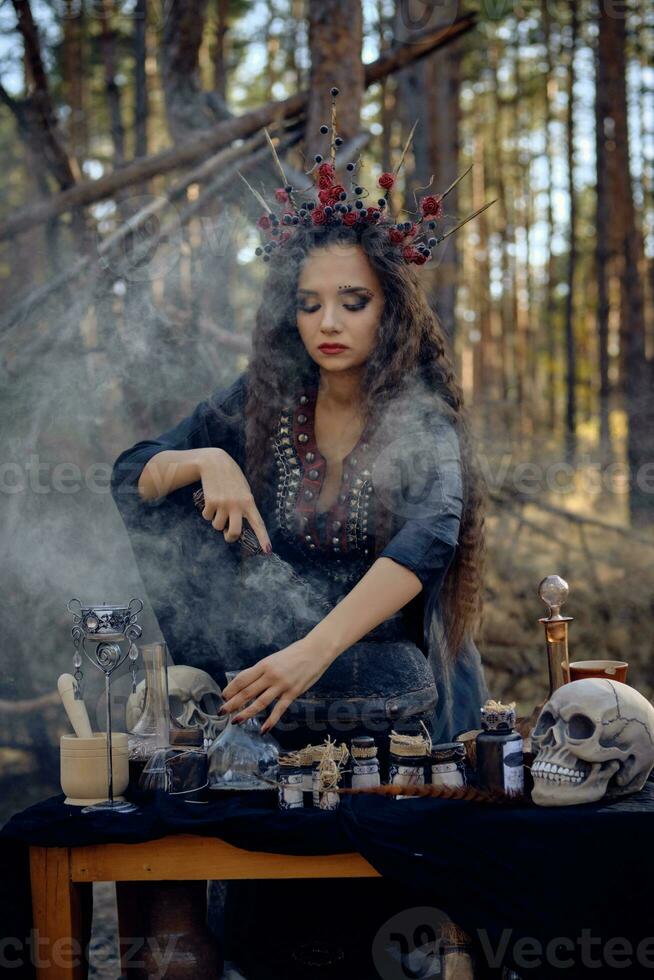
29, 847, 92, 980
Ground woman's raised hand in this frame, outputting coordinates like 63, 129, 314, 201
197, 447, 271, 552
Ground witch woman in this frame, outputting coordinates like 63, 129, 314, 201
111, 100, 488, 977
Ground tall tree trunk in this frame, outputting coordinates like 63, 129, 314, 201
62, 0, 87, 168
159, 0, 232, 143
212, 0, 230, 99
133, 0, 148, 159
490, 45, 513, 408
394, 0, 462, 341
541, 0, 558, 433
378, 0, 394, 174
564, 0, 578, 459
594, 10, 611, 459
598, 4, 653, 524
305, 0, 364, 162
429, 35, 462, 343
11, 0, 79, 191
97, 0, 126, 166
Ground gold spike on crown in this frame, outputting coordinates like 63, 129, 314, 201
239, 87, 495, 265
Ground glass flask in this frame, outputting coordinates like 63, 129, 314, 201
128, 642, 175, 783
208, 714, 279, 791
139, 728, 208, 802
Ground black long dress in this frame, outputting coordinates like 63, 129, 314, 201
111, 370, 488, 979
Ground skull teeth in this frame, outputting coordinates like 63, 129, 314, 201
532, 761, 587, 783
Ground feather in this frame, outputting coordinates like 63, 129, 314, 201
393, 120, 419, 178
440, 165, 473, 202
436, 199, 497, 243
237, 170, 272, 214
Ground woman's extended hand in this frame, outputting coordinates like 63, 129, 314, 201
220, 637, 336, 733
197, 447, 271, 551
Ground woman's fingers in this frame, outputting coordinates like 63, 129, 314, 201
222, 664, 262, 702
220, 674, 270, 715
245, 503, 272, 554
210, 506, 227, 531
233, 686, 281, 724
261, 695, 295, 734
224, 508, 242, 543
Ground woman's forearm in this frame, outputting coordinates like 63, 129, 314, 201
138, 447, 218, 501
307, 557, 423, 664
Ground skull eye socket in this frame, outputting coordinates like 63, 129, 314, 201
200, 693, 222, 716
533, 709, 556, 737
567, 714, 596, 740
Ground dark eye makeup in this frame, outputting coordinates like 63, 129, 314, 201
297, 297, 371, 313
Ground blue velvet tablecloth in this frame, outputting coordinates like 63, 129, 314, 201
3, 783, 654, 978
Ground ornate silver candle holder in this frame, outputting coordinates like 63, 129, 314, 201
67, 598, 143, 814
538, 575, 573, 695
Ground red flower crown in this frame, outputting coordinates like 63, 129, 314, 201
239, 87, 494, 265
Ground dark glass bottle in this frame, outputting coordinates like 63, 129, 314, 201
476, 701, 524, 796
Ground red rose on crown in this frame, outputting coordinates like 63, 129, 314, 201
318, 173, 334, 190
318, 162, 336, 180
256, 214, 272, 230
366, 207, 380, 221
421, 195, 443, 219
275, 188, 289, 204
311, 207, 327, 225
402, 245, 422, 262
388, 227, 405, 244
329, 184, 347, 202
318, 188, 333, 204
342, 211, 358, 226
378, 172, 396, 191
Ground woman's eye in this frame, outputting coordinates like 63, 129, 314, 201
296, 298, 370, 313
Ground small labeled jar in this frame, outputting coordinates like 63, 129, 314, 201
476, 700, 524, 797
278, 761, 304, 810
430, 741, 466, 789
388, 728, 428, 799
350, 736, 380, 789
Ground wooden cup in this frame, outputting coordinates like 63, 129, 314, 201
568, 660, 629, 683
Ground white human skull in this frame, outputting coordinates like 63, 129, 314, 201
126, 666, 226, 742
531, 678, 654, 806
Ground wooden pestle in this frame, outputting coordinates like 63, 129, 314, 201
57, 673, 94, 738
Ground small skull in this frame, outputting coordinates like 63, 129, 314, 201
126, 666, 226, 742
531, 679, 654, 807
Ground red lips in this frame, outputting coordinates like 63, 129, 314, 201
318, 344, 348, 352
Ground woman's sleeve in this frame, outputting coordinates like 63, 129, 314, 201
377, 415, 463, 593
110, 373, 247, 521
108, 373, 247, 681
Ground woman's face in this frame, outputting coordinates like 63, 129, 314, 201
295, 243, 384, 373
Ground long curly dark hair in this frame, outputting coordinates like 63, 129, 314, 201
244, 221, 485, 656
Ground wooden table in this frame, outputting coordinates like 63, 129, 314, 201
29, 835, 379, 979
